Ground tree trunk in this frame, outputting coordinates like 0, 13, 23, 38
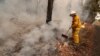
84, 0, 99, 23
46, 0, 54, 24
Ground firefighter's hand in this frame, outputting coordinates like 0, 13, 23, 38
81, 25, 85, 28
81, 22, 86, 28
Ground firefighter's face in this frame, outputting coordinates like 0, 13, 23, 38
70, 14, 75, 17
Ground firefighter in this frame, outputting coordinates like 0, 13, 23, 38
70, 11, 82, 44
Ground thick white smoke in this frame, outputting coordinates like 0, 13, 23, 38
0, 0, 88, 56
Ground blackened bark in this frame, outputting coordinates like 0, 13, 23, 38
46, 0, 54, 24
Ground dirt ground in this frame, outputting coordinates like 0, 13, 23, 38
93, 25, 100, 56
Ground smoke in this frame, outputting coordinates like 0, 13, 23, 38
0, 0, 90, 56
14, 24, 57, 56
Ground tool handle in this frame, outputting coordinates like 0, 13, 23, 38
66, 26, 71, 33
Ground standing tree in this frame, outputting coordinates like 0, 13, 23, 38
46, 0, 54, 24
84, 0, 100, 23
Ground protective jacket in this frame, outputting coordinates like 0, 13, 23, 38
72, 15, 81, 44
72, 15, 81, 28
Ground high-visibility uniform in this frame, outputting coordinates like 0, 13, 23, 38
72, 15, 81, 44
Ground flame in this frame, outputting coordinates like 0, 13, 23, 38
56, 41, 73, 56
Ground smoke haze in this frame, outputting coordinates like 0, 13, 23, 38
0, 0, 89, 56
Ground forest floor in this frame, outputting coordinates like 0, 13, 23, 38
57, 23, 95, 56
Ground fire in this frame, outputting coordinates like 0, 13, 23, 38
56, 41, 73, 56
